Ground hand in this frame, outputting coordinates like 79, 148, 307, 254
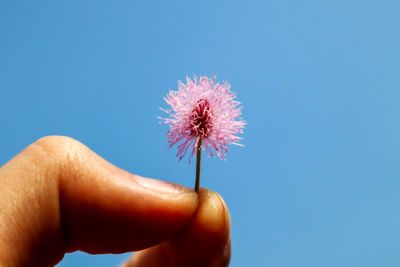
0, 136, 231, 267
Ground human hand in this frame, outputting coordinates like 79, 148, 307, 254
0, 136, 231, 266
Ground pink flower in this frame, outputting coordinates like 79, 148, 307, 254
159, 76, 245, 161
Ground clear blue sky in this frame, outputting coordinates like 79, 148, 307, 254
1, 1, 400, 266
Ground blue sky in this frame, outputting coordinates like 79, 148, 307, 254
1, 1, 400, 266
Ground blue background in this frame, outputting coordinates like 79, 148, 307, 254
1, 1, 400, 266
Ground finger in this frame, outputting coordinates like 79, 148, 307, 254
0, 136, 198, 266
124, 188, 231, 267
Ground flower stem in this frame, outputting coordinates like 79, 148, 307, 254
195, 138, 202, 192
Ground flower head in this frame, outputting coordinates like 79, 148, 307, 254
159, 75, 245, 161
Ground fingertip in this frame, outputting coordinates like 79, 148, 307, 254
196, 188, 230, 247
123, 188, 232, 267
160, 188, 231, 266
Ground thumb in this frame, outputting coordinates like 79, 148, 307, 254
0, 136, 198, 266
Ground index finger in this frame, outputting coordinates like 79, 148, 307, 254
124, 188, 231, 267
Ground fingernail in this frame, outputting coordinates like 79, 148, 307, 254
211, 237, 231, 267
214, 192, 231, 243
135, 176, 192, 194
224, 237, 231, 263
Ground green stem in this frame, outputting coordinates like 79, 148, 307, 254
195, 138, 202, 192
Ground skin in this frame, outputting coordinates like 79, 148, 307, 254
0, 136, 231, 267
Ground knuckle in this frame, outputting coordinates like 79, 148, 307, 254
34, 136, 77, 155
30, 136, 85, 175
